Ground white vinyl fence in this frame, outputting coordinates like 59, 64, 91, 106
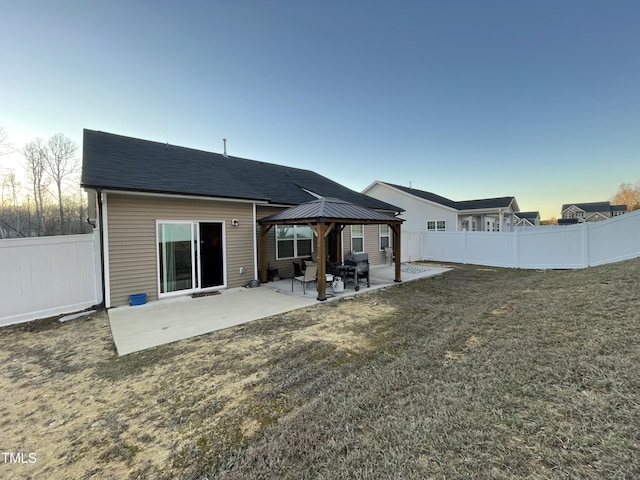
0, 231, 102, 327
402, 209, 640, 269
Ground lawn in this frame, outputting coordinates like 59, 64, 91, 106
1, 259, 639, 479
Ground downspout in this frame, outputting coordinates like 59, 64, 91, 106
96, 188, 106, 308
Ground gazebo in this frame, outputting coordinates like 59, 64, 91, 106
258, 197, 404, 301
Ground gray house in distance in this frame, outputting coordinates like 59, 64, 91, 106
514, 211, 541, 227
559, 201, 627, 225
81, 130, 402, 307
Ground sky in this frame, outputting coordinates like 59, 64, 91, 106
1, 1, 639, 220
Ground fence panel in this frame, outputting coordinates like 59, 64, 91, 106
588, 210, 640, 266
401, 230, 425, 262
0, 232, 102, 326
465, 231, 516, 267
518, 225, 586, 269
419, 210, 640, 270
419, 231, 465, 263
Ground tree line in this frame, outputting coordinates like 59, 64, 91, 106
0, 127, 91, 238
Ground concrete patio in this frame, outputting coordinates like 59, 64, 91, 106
108, 263, 450, 355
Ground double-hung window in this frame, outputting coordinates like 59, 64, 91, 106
351, 225, 364, 253
427, 220, 446, 231
379, 224, 390, 250
276, 225, 313, 259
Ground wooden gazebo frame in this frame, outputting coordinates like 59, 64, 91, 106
258, 197, 404, 301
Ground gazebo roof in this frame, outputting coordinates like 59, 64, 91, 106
258, 197, 404, 225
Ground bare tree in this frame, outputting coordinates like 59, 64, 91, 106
0, 127, 14, 156
0, 169, 25, 237
23, 138, 50, 236
44, 133, 78, 235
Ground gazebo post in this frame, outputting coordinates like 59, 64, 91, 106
316, 221, 327, 301
392, 224, 401, 283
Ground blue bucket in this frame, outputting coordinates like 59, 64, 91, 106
129, 293, 147, 306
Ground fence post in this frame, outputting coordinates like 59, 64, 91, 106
583, 222, 590, 268
463, 230, 467, 264
514, 229, 520, 268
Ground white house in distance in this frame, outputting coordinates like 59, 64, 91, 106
362, 181, 527, 232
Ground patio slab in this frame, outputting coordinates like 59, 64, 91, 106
108, 263, 450, 355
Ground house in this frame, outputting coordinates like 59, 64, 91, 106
560, 202, 627, 224
81, 130, 402, 307
362, 181, 521, 232
514, 211, 541, 227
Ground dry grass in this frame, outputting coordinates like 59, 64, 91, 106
1, 259, 639, 479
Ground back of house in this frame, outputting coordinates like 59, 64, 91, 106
81, 129, 401, 307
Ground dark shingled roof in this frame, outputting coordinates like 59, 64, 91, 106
561, 202, 612, 213
81, 130, 401, 212
382, 183, 459, 208
381, 182, 516, 210
516, 211, 540, 220
259, 197, 403, 224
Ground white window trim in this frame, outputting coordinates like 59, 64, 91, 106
351, 225, 365, 253
427, 220, 446, 232
379, 224, 391, 251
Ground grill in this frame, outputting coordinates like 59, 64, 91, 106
342, 253, 370, 291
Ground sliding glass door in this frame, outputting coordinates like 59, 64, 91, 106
158, 222, 196, 294
157, 221, 225, 295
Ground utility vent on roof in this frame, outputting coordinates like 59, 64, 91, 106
223, 138, 227, 157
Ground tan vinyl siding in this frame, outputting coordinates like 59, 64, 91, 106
106, 193, 255, 307
364, 224, 386, 265
256, 206, 302, 279
344, 225, 388, 266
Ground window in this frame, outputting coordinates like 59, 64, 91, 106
427, 220, 446, 231
351, 225, 364, 252
379, 224, 390, 250
276, 225, 313, 259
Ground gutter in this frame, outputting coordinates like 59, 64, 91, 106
96, 188, 106, 308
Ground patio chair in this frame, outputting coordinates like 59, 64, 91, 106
292, 263, 317, 294
384, 247, 394, 265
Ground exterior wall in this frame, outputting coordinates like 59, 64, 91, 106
256, 206, 300, 279
344, 224, 388, 266
364, 182, 458, 231
364, 224, 387, 265
106, 193, 255, 307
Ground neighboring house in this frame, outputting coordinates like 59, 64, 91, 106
81, 130, 402, 307
560, 202, 627, 224
362, 181, 520, 232
514, 211, 541, 227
